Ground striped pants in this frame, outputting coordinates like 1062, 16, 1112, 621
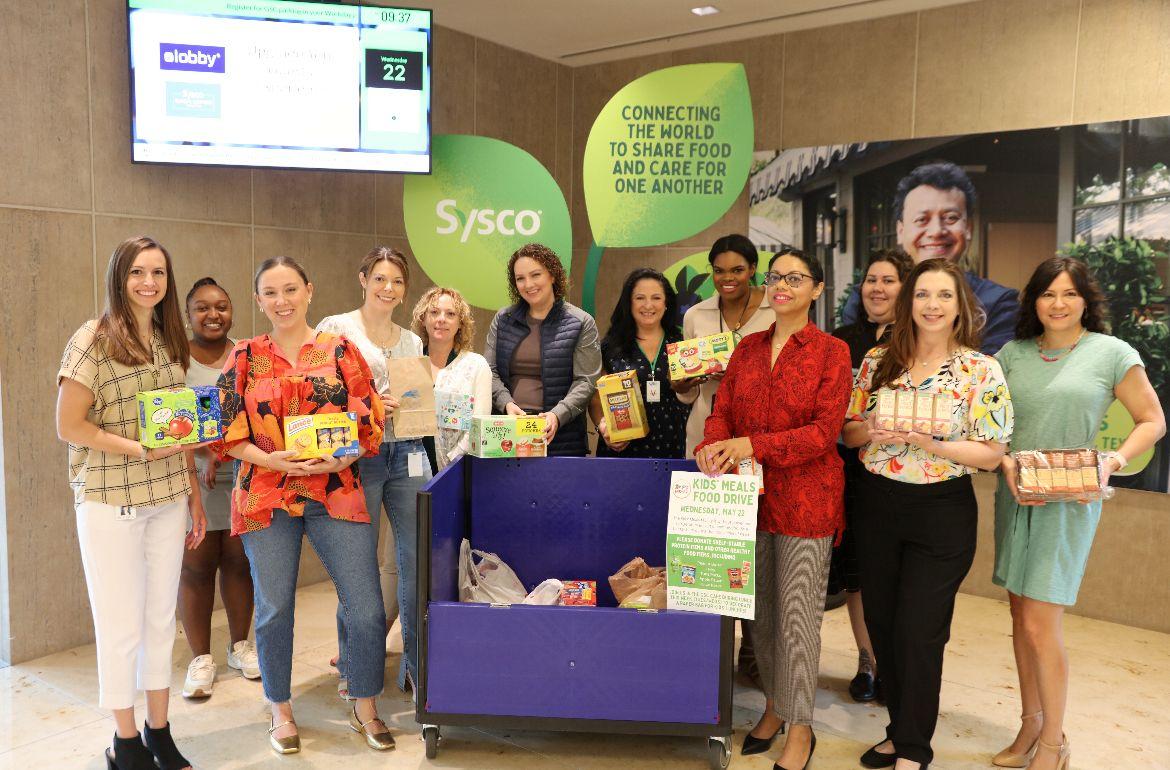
754, 532, 833, 725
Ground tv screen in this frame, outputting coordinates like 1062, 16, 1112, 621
127, 0, 431, 173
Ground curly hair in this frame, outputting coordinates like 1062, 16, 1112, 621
411, 286, 477, 354
864, 248, 913, 281
506, 243, 568, 305
1015, 257, 1109, 340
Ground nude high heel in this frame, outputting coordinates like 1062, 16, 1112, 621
1030, 735, 1070, 770
992, 711, 1042, 767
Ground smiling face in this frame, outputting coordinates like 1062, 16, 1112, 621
910, 269, 960, 336
896, 185, 971, 263
256, 264, 313, 332
631, 277, 667, 331
125, 247, 168, 314
710, 250, 754, 301
424, 292, 460, 346
513, 256, 555, 308
766, 254, 822, 319
1035, 270, 1086, 336
861, 260, 903, 324
188, 284, 233, 344
361, 259, 405, 314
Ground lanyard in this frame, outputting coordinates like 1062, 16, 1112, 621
641, 335, 665, 380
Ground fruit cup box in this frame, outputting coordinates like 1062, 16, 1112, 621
283, 412, 361, 460
137, 386, 221, 448
468, 415, 547, 458
597, 370, 649, 443
559, 580, 597, 606
666, 331, 737, 381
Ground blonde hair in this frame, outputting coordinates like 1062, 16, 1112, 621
411, 286, 476, 354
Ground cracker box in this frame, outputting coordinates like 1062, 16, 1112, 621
666, 331, 737, 381
468, 415, 547, 458
560, 580, 597, 606
137, 385, 221, 448
597, 370, 649, 443
283, 412, 361, 460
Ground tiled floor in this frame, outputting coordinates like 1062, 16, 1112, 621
1, 582, 1166, 769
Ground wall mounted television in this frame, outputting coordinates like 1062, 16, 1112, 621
127, 0, 431, 173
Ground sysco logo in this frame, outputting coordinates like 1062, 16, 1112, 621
435, 199, 541, 243
159, 43, 226, 73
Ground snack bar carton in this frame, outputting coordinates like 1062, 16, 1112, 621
468, 415, 547, 458
559, 580, 597, 606
875, 388, 898, 431
1014, 449, 1108, 502
283, 412, 361, 460
597, 370, 649, 443
666, 331, 737, 381
137, 386, 221, 448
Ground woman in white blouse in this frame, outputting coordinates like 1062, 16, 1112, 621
411, 287, 492, 469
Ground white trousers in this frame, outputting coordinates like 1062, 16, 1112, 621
76, 496, 188, 709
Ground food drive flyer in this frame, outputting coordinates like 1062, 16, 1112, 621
666, 471, 759, 620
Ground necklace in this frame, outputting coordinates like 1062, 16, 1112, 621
914, 348, 956, 369
719, 292, 751, 333
359, 310, 399, 357
1037, 328, 1086, 362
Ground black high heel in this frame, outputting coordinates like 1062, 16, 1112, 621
773, 730, 816, 770
143, 722, 192, 770
741, 720, 786, 755
104, 732, 156, 770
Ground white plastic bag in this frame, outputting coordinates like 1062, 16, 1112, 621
522, 578, 564, 605
458, 538, 527, 604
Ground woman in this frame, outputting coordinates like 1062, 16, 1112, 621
829, 250, 911, 703
317, 246, 431, 697
843, 258, 1013, 770
178, 277, 259, 700
56, 236, 206, 770
485, 242, 602, 456
697, 248, 853, 770
991, 258, 1164, 770
411, 286, 492, 469
219, 256, 392, 754
589, 268, 689, 458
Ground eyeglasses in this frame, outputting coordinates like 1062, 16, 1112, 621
763, 271, 814, 288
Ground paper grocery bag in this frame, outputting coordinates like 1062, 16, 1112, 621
609, 556, 667, 609
386, 356, 437, 438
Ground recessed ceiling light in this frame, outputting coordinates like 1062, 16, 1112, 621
691, 6, 720, 16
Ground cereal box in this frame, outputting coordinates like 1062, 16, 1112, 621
283, 412, 361, 460
666, 331, 737, 381
597, 370, 649, 443
468, 415, 547, 458
559, 580, 596, 606
137, 386, 221, 448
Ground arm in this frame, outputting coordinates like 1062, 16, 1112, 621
483, 312, 517, 413
980, 289, 1019, 355
548, 313, 603, 429
673, 307, 703, 399
693, 343, 741, 454
56, 378, 192, 462
841, 352, 876, 449
840, 286, 861, 326
1109, 364, 1167, 477
447, 358, 494, 463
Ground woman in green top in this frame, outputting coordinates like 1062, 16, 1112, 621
993, 258, 1165, 770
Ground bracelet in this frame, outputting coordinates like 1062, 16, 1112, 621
1105, 450, 1128, 471
139, 443, 150, 462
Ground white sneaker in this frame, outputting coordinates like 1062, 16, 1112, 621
183, 654, 216, 698
227, 640, 261, 680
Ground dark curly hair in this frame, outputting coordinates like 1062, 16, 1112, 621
602, 268, 681, 357
506, 243, 569, 305
1015, 257, 1109, 340
864, 248, 913, 281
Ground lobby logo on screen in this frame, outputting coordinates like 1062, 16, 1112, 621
159, 43, 226, 73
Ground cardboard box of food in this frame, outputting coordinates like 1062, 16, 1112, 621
597, 369, 649, 443
559, 580, 597, 606
468, 415, 547, 458
1015, 448, 1107, 502
666, 331, 737, 381
137, 386, 221, 448
283, 412, 361, 460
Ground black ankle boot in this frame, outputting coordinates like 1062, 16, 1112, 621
105, 732, 156, 770
143, 722, 191, 770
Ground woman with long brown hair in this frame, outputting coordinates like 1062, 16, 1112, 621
842, 258, 1013, 770
57, 236, 207, 770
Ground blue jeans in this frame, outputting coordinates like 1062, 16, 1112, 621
242, 502, 385, 703
337, 439, 432, 690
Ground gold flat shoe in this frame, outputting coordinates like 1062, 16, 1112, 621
268, 717, 301, 755
349, 707, 395, 751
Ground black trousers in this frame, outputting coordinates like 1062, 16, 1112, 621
853, 470, 977, 766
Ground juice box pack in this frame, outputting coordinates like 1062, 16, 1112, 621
283, 412, 361, 460
468, 415, 547, 458
559, 580, 597, 606
666, 331, 737, 381
137, 386, 221, 448
596, 370, 649, 443
874, 387, 957, 436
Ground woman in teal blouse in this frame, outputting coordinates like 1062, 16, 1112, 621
992, 258, 1165, 770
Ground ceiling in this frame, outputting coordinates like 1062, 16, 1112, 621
406, 0, 975, 66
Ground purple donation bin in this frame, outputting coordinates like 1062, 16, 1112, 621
416, 456, 734, 768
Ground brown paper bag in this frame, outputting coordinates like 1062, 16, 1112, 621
386, 356, 437, 438
609, 556, 667, 609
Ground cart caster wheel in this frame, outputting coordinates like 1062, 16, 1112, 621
707, 736, 731, 769
423, 725, 440, 759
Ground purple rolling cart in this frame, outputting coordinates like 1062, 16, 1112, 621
416, 456, 735, 768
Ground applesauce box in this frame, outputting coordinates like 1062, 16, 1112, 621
468, 415, 547, 458
137, 385, 221, 448
283, 412, 360, 460
666, 331, 737, 381
597, 370, 649, 443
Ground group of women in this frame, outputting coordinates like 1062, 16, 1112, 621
57, 231, 1164, 770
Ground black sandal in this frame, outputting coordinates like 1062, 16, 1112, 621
104, 732, 156, 770
143, 722, 192, 770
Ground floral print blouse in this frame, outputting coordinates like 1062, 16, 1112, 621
217, 332, 385, 535
846, 346, 1013, 484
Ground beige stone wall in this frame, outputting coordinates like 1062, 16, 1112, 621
4, 0, 1170, 663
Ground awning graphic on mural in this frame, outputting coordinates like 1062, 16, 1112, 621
749, 143, 870, 204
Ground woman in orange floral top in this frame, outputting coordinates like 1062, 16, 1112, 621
217, 256, 395, 755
